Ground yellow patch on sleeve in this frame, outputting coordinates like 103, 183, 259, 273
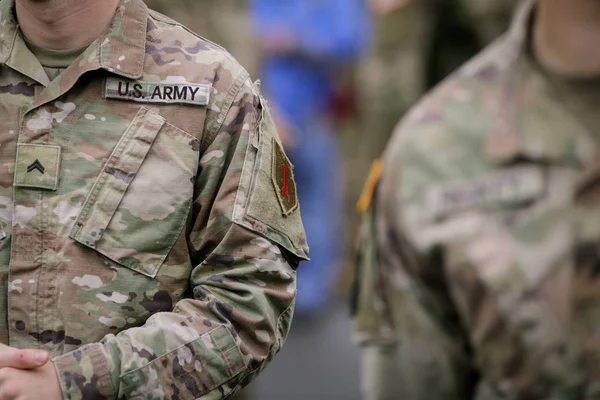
357, 159, 383, 213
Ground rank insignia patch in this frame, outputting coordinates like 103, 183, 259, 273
14, 144, 62, 190
27, 159, 45, 174
272, 138, 298, 216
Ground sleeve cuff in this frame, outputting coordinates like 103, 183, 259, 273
53, 343, 116, 400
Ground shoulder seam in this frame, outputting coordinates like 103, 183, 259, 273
147, 9, 229, 55
200, 69, 251, 155
393, 36, 515, 147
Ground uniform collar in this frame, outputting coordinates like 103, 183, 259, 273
0, 0, 147, 81
484, 0, 598, 167
0, 0, 18, 65
483, 0, 536, 164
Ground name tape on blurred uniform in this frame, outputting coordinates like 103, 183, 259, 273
426, 166, 545, 219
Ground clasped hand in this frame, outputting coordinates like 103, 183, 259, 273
0, 344, 62, 400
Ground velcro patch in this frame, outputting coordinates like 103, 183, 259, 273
105, 77, 210, 106
426, 166, 545, 219
14, 144, 62, 190
272, 138, 298, 216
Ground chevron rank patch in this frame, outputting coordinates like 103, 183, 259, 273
272, 138, 298, 216
14, 144, 62, 190
105, 77, 210, 106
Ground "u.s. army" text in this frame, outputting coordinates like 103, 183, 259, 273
105, 78, 210, 106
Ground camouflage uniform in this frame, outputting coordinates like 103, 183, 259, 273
0, 0, 308, 398
354, 1, 600, 398
347, 0, 517, 280
143, 0, 258, 79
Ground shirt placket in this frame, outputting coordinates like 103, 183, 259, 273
0, 101, 25, 345
7, 74, 97, 353
8, 103, 58, 351
2, 30, 110, 352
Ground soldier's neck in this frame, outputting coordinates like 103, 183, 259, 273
15, 0, 121, 50
534, 0, 600, 77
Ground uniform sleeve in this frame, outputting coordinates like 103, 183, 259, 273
52, 79, 308, 399
353, 137, 476, 400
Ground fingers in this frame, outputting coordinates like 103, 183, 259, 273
0, 368, 20, 400
0, 347, 48, 369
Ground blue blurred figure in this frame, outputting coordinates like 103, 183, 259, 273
250, 0, 370, 316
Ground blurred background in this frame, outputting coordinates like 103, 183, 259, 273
143, 0, 518, 398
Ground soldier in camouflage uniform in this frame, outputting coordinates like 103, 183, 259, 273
354, 0, 600, 398
0, 0, 307, 398
346, 0, 517, 284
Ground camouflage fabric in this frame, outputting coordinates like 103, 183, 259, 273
353, 0, 600, 399
347, 0, 517, 281
0, 0, 308, 398
143, 0, 258, 79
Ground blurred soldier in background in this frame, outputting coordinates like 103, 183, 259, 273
144, 0, 258, 77
250, 0, 370, 316
353, 0, 600, 398
344, 0, 518, 292
358, 0, 518, 161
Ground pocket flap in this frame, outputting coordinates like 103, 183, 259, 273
70, 107, 166, 276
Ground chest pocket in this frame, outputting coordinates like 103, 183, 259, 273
428, 166, 578, 394
70, 107, 200, 278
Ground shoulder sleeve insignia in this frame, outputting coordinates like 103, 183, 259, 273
271, 138, 298, 216
357, 159, 383, 213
